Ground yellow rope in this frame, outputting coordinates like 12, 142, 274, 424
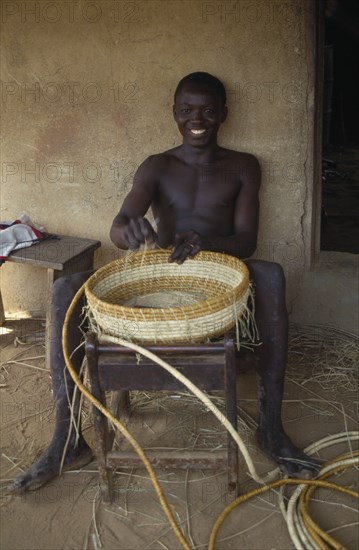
284, 449, 359, 550
62, 285, 191, 550
299, 454, 359, 550
208, 463, 359, 550
62, 282, 359, 550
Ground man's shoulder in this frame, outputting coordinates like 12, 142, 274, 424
220, 147, 259, 164
139, 149, 179, 169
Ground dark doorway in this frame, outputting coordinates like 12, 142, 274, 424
320, 0, 359, 253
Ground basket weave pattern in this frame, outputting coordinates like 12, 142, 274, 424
85, 249, 250, 344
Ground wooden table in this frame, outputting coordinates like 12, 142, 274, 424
2, 235, 101, 366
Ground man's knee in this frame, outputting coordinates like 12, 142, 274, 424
52, 271, 92, 308
247, 260, 285, 291
53, 271, 92, 296
266, 262, 285, 289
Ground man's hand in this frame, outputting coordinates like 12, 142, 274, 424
123, 217, 158, 250
169, 230, 203, 264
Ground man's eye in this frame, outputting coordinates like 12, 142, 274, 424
181, 109, 190, 114
205, 109, 215, 114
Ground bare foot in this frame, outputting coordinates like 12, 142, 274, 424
257, 429, 321, 478
8, 439, 93, 494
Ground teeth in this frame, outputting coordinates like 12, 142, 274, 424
190, 129, 206, 135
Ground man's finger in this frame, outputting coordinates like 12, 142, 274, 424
130, 218, 145, 242
138, 217, 150, 237
189, 243, 201, 256
138, 217, 159, 243
169, 242, 194, 264
173, 232, 186, 246
123, 226, 137, 249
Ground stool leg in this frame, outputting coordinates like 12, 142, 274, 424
111, 390, 131, 420
108, 390, 131, 449
86, 333, 114, 503
0, 290, 5, 326
225, 336, 239, 496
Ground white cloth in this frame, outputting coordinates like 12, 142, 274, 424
0, 214, 45, 262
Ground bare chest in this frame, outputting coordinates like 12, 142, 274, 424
157, 163, 241, 213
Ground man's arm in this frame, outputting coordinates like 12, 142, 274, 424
110, 156, 159, 249
170, 154, 261, 262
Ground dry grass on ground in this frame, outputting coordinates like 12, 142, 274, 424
0, 320, 358, 550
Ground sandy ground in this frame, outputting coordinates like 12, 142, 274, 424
0, 318, 358, 550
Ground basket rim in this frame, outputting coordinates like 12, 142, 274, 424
84, 249, 249, 316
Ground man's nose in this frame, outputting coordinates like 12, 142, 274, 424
191, 109, 204, 121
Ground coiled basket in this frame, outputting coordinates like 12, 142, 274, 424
84, 249, 250, 344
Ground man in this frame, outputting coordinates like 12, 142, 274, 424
9, 72, 318, 494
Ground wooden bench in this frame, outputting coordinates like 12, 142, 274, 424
1, 235, 101, 366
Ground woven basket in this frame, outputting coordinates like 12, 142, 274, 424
84, 249, 250, 344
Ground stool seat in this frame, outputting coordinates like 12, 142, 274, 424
85, 332, 239, 503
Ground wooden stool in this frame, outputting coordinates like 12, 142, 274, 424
85, 332, 239, 503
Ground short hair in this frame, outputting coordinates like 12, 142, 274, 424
174, 72, 227, 106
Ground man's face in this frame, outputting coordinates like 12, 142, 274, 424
173, 83, 227, 147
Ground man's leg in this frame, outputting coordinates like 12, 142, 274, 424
8, 271, 94, 493
245, 259, 320, 478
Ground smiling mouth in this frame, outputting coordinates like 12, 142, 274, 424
190, 129, 206, 135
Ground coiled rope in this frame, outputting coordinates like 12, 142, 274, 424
62, 283, 359, 550
209, 453, 359, 550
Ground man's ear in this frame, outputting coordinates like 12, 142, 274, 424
172, 104, 177, 120
221, 105, 228, 123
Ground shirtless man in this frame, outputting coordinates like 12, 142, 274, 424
9, 72, 318, 494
